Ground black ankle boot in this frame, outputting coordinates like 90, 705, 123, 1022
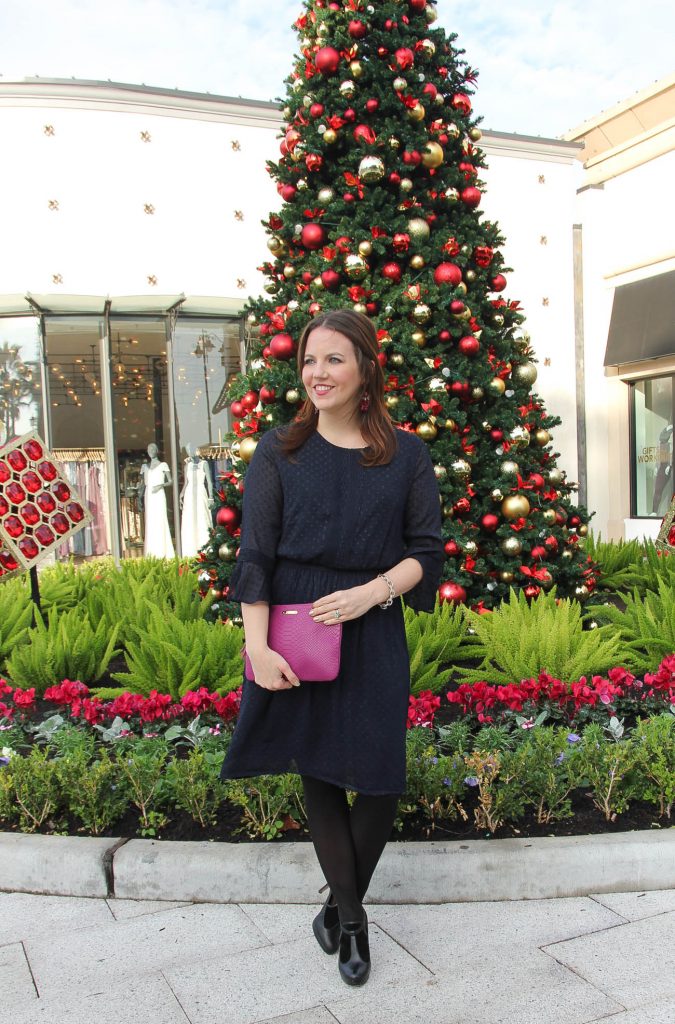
312, 892, 340, 954
338, 910, 370, 986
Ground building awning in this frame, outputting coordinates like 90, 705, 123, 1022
0, 294, 246, 318
605, 270, 675, 365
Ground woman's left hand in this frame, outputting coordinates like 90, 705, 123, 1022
310, 583, 382, 625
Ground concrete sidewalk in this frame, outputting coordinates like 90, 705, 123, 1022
2, 889, 674, 1024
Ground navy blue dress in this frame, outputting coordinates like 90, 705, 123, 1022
220, 427, 443, 795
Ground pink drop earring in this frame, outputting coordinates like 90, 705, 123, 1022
359, 392, 370, 413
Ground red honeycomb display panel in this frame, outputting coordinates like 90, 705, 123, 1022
0, 432, 93, 580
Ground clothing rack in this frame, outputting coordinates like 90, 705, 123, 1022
51, 448, 106, 462
197, 444, 232, 460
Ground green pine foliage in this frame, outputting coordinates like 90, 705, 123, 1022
0, 577, 33, 667
6, 608, 121, 694
591, 578, 675, 673
94, 607, 244, 700
197, 0, 595, 617
456, 588, 624, 685
405, 598, 474, 693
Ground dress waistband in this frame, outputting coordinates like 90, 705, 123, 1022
276, 557, 383, 576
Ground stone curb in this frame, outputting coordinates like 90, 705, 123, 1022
2, 829, 674, 903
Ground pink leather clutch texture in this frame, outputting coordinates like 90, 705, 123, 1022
244, 603, 342, 683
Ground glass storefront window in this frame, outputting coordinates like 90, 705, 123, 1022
0, 315, 44, 444
631, 376, 674, 517
43, 317, 111, 559
172, 318, 242, 557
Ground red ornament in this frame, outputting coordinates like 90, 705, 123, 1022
450, 300, 465, 314
524, 585, 541, 600
23, 439, 43, 460
315, 46, 341, 75
309, 103, 325, 119
365, 98, 379, 113
530, 546, 547, 560
348, 18, 367, 38
301, 223, 326, 250
490, 274, 507, 292
489, 429, 504, 443
473, 245, 494, 267
544, 535, 559, 552
343, 108, 356, 122
269, 333, 295, 360
7, 450, 28, 472
434, 262, 462, 286
343, 193, 355, 203
458, 336, 480, 357
569, 515, 581, 528
480, 514, 499, 532
394, 47, 415, 70
454, 497, 471, 515
240, 390, 259, 412
439, 330, 451, 343
402, 149, 422, 165
230, 400, 244, 418
449, 380, 471, 400
444, 540, 460, 556
409, 0, 427, 10
528, 473, 545, 490
377, 352, 387, 367
321, 269, 340, 290
382, 262, 402, 283
353, 124, 376, 145
216, 506, 240, 534
392, 233, 410, 253
279, 184, 297, 202
451, 92, 472, 115
439, 581, 466, 604
422, 82, 437, 101
461, 187, 481, 208
259, 386, 276, 405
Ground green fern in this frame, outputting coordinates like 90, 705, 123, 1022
592, 578, 675, 673
6, 608, 121, 693
38, 561, 106, 613
455, 588, 624, 686
95, 607, 244, 699
405, 599, 476, 694
636, 542, 675, 596
0, 578, 33, 668
583, 533, 646, 594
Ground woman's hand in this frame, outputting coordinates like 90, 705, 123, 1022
248, 646, 300, 690
310, 581, 387, 625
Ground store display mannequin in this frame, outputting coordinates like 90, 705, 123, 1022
140, 442, 175, 558
180, 443, 214, 557
652, 424, 673, 516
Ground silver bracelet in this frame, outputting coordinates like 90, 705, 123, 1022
377, 572, 396, 609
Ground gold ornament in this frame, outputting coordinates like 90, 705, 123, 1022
412, 303, 432, 323
408, 102, 426, 122
535, 429, 551, 447
410, 254, 425, 270
285, 388, 300, 404
501, 494, 531, 520
575, 584, 590, 602
443, 187, 460, 203
542, 508, 557, 524
282, 106, 292, 119
404, 284, 421, 301
296, 178, 308, 190
469, 127, 483, 141
393, 76, 408, 91
246, 313, 257, 324
264, 281, 279, 294
446, 122, 461, 139
428, 377, 445, 391
317, 23, 329, 37
500, 460, 520, 477
488, 377, 506, 396
463, 540, 478, 556
390, 352, 404, 366
358, 155, 385, 183
323, 128, 337, 145
426, 5, 438, 22
456, 282, 468, 297
344, 253, 369, 280
578, 523, 588, 537
441, 418, 457, 432
385, 394, 399, 408
442, 504, 454, 519
353, 302, 367, 314
267, 236, 285, 255
451, 458, 471, 480
562, 549, 573, 560
340, 80, 356, 98
350, 60, 363, 78
471, 387, 484, 400
547, 468, 564, 486
218, 543, 235, 561
358, 240, 373, 256
419, 38, 436, 58
421, 141, 444, 168
539, 570, 554, 590
500, 536, 522, 556
464, 269, 477, 283
287, 299, 299, 311
312, 275, 325, 292
388, 135, 401, 149
509, 425, 530, 448
411, 328, 426, 347
283, 264, 296, 279
491, 488, 504, 502
513, 361, 538, 386
238, 436, 258, 463
400, 177, 414, 192
433, 464, 447, 480
230, 439, 240, 457
416, 421, 438, 442
499, 571, 515, 583
317, 187, 335, 203
407, 217, 430, 242
492, 313, 505, 327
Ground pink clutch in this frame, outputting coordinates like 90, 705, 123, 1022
244, 603, 342, 683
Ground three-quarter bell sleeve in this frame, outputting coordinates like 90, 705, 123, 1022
402, 443, 444, 613
227, 434, 282, 604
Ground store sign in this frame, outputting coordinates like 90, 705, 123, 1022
0, 432, 92, 579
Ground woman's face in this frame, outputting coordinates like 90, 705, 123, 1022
302, 327, 363, 418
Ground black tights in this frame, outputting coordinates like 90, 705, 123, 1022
301, 775, 399, 925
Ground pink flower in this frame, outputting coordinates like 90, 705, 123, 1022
12, 688, 36, 709
407, 691, 441, 730
0, 678, 12, 696
180, 687, 216, 715
44, 679, 90, 704
0, 702, 14, 720
213, 688, 241, 722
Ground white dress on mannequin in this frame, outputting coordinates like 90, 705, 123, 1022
143, 461, 175, 559
181, 458, 212, 557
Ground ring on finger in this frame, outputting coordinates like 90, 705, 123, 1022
334, 609, 341, 620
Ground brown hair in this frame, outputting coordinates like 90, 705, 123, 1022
278, 310, 397, 466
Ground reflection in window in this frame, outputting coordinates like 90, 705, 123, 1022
632, 376, 674, 517
0, 316, 44, 444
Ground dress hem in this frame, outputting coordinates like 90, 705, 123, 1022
221, 764, 404, 798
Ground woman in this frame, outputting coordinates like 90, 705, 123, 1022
221, 310, 443, 986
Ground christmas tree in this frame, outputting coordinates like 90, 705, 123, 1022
198, 0, 595, 621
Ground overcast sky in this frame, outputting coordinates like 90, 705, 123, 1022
1, 0, 673, 137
